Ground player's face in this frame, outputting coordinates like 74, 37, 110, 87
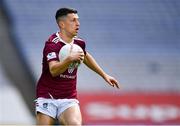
62, 13, 80, 37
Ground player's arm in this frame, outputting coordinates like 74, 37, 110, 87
49, 58, 72, 77
49, 50, 84, 77
83, 52, 120, 89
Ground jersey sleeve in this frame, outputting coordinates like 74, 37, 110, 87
44, 42, 59, 63
81, 41, 86, 55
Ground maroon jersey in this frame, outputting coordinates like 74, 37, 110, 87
36, 32, 86, 99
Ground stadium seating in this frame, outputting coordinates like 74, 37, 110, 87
3, 0, 180, 91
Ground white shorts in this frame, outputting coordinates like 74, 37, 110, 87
35, 97, 79, 119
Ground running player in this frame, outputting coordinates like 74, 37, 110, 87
35, 7, 120, 125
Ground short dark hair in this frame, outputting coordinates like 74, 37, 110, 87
55, 8, 78, 22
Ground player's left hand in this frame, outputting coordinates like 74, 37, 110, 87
103, 74, 120, 89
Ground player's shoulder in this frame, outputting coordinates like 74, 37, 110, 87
46, 32, 60, 44
43, 33, 60, 51
73, 36, 86, 44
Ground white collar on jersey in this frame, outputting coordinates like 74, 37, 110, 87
56, 32, 74, 45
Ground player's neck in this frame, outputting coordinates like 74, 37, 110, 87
59, 32, 73, 43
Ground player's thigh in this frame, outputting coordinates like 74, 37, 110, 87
58, 105, 82, 125
36, 112, 55, 125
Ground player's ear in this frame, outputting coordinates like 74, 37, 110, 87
59, 21, 65, 29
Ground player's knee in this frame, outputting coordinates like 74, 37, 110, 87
66, 118, 82, 125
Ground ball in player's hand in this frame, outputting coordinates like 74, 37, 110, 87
59, 44, 84, 68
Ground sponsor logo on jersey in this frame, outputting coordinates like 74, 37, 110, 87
47, 52, 56, 60
59, 74, 76, 79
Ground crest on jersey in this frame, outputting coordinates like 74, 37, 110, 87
43, 103, 48, 109
68, 62, 78, 73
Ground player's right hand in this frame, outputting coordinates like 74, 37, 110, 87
67, 45, 84, 62
68, 51, 84, 62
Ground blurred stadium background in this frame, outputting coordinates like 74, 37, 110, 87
0, 0, 180, 125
